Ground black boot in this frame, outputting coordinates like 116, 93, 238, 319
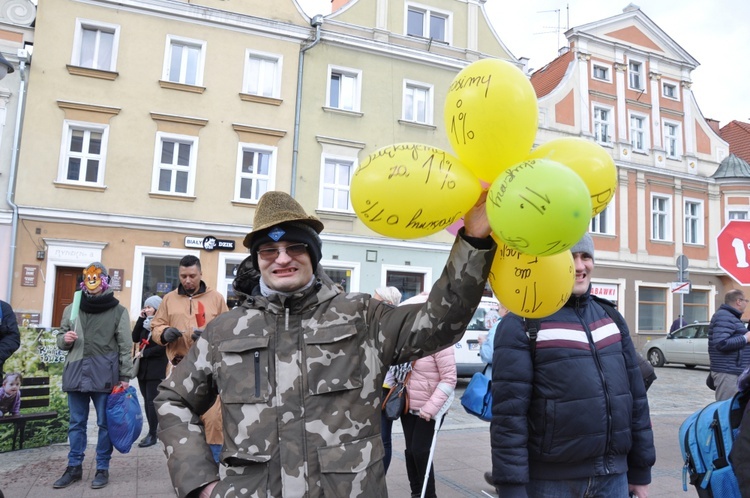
53, 465, 82, 488
91, 469, 109, 489
138, 433, 157, 447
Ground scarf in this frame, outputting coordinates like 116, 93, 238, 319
79, 290, 119, 314
259, 275, 316, 298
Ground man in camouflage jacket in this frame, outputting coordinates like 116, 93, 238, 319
155, 191, 495, 497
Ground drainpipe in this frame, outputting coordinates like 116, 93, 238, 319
291, 14, 323, 197
6, 50, 29, 301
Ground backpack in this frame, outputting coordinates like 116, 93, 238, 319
524, 295, 656, 390
678, 391, 749, 498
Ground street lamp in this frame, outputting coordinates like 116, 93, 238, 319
0, 52, 15, 80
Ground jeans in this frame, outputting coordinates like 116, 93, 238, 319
67, 391, 113, 470
210, 444, 221, 463
527, 472, 629, 498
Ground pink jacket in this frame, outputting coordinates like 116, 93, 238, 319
406, 347, 457, 418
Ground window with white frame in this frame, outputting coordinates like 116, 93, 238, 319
163, 35, 205, 86
729, 209, 750, 220
629, 114, 647, 152
320, 157, 354, 211
217, 255, 248, 309
592, 64, 610, 82
684, 199, 704, 245
235, 145, 274, 203
321, 260, 361, 293
638, 285, 667, 332
683, 290, 710, 323
152, 133, 197, 196
628, 60, 643, 90
244, 50, 281, 98
662, 81, 678, 99
651, 194, 671, 241
664, 122, 680, 158
72, 19, 119, 71
594, 106, 612, 145
403, 80, 433, 124
590, 200, 615, 235
58, 121, 108, 186
327, 66, 361, 112
406, 5, 449, 42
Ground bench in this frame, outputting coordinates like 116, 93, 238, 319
0, 376, 59, 450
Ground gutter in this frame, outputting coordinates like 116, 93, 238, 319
290, 14, 323, 197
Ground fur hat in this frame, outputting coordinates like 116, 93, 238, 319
570, 233, 595, 261
250, 222, 323, 272
144, 295, 162, 311
243, 191, 323, 249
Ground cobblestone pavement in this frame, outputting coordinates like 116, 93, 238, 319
0, 365, 715, 497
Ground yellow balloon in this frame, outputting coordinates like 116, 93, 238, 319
527, 138, 617, 216
489, 241, 575, 318
351, 143, 481, 239
444, 59, 538, 183
486, 159, 592, 256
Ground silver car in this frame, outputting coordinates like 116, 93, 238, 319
641, 322, 710, 368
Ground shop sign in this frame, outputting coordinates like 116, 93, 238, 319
184, 236, 236, 251
21, 265, 38, 287
109, 268, 124, 291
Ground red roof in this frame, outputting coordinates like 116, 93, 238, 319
530, 50, 574, 98
720, 121, 750, 164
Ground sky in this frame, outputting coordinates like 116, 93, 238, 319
296, 0, 750, 127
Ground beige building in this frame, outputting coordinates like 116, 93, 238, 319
10, 0, 518, 327
529, 5, 749, 345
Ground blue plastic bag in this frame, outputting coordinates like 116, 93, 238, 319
106, 385, 143, 453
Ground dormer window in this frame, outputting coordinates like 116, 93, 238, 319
406, 5, 450, 43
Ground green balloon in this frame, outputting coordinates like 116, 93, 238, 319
486, 159, 592, 256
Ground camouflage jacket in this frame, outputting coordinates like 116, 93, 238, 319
155, 234, 494, 497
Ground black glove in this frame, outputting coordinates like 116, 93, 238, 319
162, 327, 182, 344
191, 328, 203, 342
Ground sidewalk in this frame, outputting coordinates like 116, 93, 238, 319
0, 366, 714, 497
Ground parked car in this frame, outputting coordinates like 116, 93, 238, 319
641, 322, 710, 368
454, 297, 500, 377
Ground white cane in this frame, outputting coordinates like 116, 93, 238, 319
420, 390, 455, 498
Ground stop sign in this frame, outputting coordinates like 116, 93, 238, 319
717, 220, 750, 285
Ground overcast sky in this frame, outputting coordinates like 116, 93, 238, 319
296, 0, 749, 127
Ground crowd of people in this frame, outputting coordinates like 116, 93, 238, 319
6, 188, 750, 497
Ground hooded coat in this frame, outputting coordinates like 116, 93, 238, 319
155, 233, 494, 497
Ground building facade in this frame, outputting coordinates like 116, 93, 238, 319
529, 5, 748, 346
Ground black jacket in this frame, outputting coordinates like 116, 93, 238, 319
490, 290, 655, 496
131, 316, 168, 382
0, 300, 20, 376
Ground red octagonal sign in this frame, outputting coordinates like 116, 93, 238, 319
717, 220, 750, 285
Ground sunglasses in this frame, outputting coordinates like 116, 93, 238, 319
256, 243, 309, 261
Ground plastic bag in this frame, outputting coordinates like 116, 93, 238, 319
106, 385, 143, 453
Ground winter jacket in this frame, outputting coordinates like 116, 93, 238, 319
405, 347, 456, 419
490, 290, 655, 496
150, 281, 228, 446
0, 300, 20, 376
150, 281, 229, 362
155, 233, 494, 497
131, 316, 168, 382
56, 291, 133, 392
708, 304, 750, 375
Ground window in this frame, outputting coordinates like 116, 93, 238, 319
663, 82, 678, 99
683, 290, 709, 323
244, 51, 281, 98
638, 286, 667, 332
403, 81, 433, 124
235, 145, 274, 202
592, 64, 610, 81
664, 122, 680, 158
684, 200, 704, 245
152, 133, 197, 196
327, 66, 361, 112
729, 209, 749, 220
651, 194, 671, 241
594, 106, 612, 145
406, 5, 449, 42
630, 114, 647, 152
72, 20, 119, 71
628, 60, 643, 90
58, 121, 108, 186
320, 157, 354, 211
217, 255, 247, 309
321, 260, 361, 293
163, 35, 205, 86
591, 200, 615, 235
